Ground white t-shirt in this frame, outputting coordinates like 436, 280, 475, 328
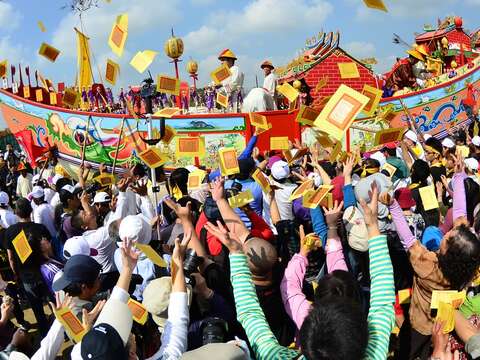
33, 202, 56, 237
50, 192, 61, 208
0, 208, 17, 229
271, 179, 297, 221
263, 72, 277, 96
16, 174, 33, 198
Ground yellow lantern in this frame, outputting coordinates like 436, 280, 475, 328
164, 29, 184, 60
441, 37, 449, 49
293, 79, 302, 90
186, 60, 198, 75
451, 60, 458, 69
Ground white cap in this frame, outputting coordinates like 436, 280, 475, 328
473, 136, 480, 147
442, 138, 455, 149
370, 151, 386, 167
423, 134, 432, 141
271, 160, 290, 180
32, 174, 41, 185
0, 192, 9, 206
119, 215, 152, 245
51, 174, 63, 186
404, 130, 418, 143
9, 351, 30, 360
63, 236, 98, 259
29, 186, 44, 199
93, 192, 111, 204
465, 158, 479, 172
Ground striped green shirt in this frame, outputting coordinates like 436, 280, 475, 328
229, 234, 395, 360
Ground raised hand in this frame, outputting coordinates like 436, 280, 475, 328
204, 221, 243, 254
343, 155, 356, 179
164, 198, 192, 220
431, 321, 459, 360
211, 177, 225, 201
172, 230, 192, 268
358, 181, 379, 228
378, 192, 393, 206
322, 200, 344, 227
120, 238, 140, 273
453, 152, 465, 174
299, 224, 320, 257
82, 300, 106, 331
117, 177, 131, 192
131, 180, 148, 197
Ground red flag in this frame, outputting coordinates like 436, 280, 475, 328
10, 65, 15, 85
18, 64, 23, 87
14, 130, 45, 168
25, 66, 31, 87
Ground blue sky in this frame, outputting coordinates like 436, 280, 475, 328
1, 0, 480, 128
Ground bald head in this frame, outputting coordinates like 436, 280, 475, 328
243, 237, 277, 277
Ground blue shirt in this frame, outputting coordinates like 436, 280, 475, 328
225, 178, 263, 229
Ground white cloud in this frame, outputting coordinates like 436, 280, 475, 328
183, 26, 225, 56
0, 1, 21, 30
0, 36, 27, 64
344, 41, 376, 60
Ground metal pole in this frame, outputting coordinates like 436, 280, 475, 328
111, 117, 126, 175
81, 115, 92, 166
146, 114, 161, 241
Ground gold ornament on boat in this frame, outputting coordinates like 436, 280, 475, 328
164, 29, 184, 60
186, 60, 198, 75
292, 80, 302, 90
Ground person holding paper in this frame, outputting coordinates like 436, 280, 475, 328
218, 49, 244, 113
383, 154, 480, 359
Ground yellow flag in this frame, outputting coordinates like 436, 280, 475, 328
75, 28, 93, 92
129, 50, 157, 74
108, 14, 128, 57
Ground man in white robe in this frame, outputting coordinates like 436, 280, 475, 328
242, 60, 277, 112
218, 49, 244, 113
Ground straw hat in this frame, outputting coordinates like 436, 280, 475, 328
260, 60, 274, 69
416, 44, 429, 57
218, 49, 237, 60
406, 48, 425, 62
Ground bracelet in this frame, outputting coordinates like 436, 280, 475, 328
328, 226, 337, 230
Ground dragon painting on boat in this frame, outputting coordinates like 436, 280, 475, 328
1, 14, 479, 174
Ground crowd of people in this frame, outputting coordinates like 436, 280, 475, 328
1, 122, 480, 359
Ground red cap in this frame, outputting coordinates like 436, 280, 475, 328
383, 142, 397, 150
394, 187, 416, 210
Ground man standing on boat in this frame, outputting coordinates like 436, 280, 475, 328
384, 47, 426, 96
218, 49, 244, 112
242, 60, 277, 112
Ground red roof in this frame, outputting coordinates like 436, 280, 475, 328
415, 28, 451, 42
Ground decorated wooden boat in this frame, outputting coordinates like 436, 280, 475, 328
1, 17, 478, 174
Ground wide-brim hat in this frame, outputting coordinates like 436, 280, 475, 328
218, 48, 237, 61
260, 60, 274, 69
406, 48, 425, 62
416, 44, 429, 57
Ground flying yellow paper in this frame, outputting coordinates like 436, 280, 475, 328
109, 14, 128, 57
314, 85, 369, 141
361, 84, 383, 116
374, 127, 406, 146
382, 163, 397, 178
216, 92, 228, 108
289, 179, 314, 201
436, 301, 455, 333
93, 173, 115, 187
105, 59, 120, 85
38, 42, 61, 62
338, 63, 360, 79
296, 105, 320, 126
228, 190, 254, 209
153, 108, 180, 118
162, 125, 177, 145
130, 50, 157, 74
277, 82, 299, 103
135, 243, 168, 267
127, 298, 148, 325
252, 169, 271, 193
329, 140, 342, 162
12, 230, 32, 264
303, 185, 333, 209
430, 290, 466, 309
363, 0, 388, 12
54, 307, 86, 343
157, 75, 180, 96
176, 137, 206, 158
188, 170, 206, 190
270, 136, 289, 150
398, 289, 411, 304
37, 20, 46, 33
249, 112, 269, 130
138, 147, 169, 169
210, 63, 232, 85
418, 185, 438, 211
219, 148, 240, 176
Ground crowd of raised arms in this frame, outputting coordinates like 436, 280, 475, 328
3, 122, 480, 360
